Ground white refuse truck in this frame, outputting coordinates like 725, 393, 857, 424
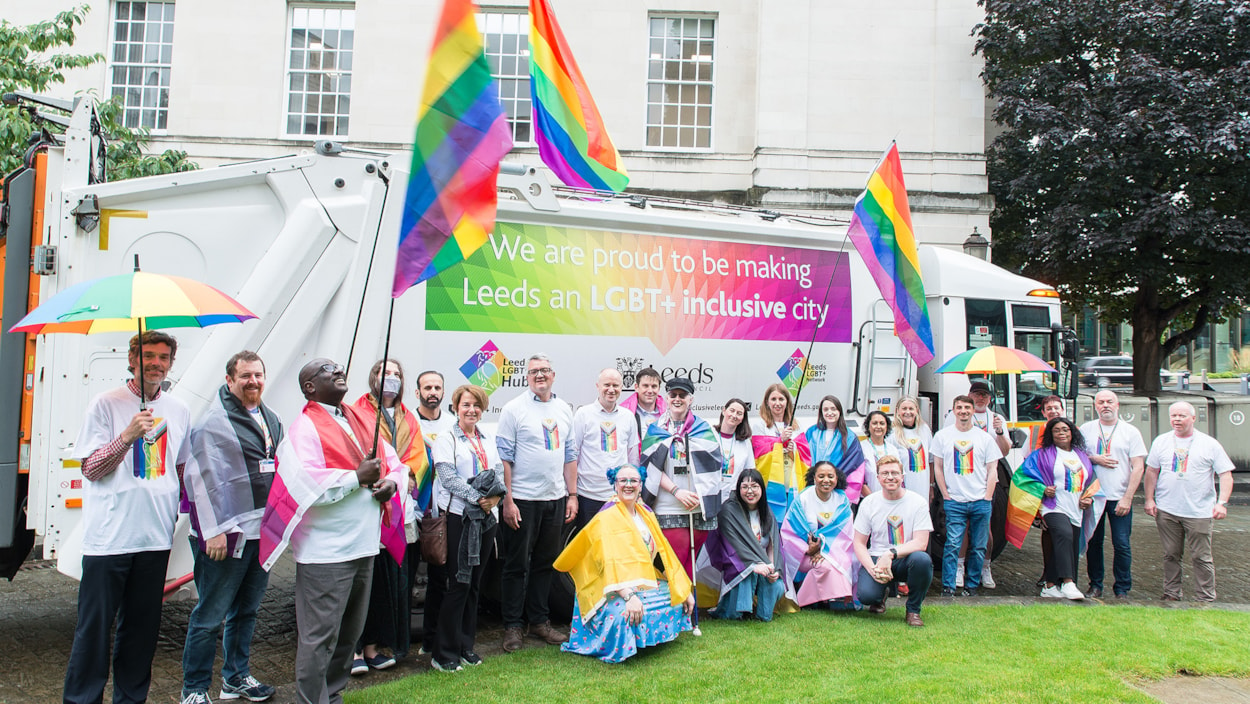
0, 98, 1071, 581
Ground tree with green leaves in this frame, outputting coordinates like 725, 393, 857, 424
977, 0, 1250, 392
0, 6, 196, 179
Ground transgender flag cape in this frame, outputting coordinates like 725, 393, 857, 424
779, 488, 856, 604
1005, 446, 1105, 551
752, 434, 811, 519
259, 402, 407, 571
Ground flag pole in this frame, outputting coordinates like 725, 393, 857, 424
370, 297, 396, 460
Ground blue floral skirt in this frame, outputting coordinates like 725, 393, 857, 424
561, 581, 691, 663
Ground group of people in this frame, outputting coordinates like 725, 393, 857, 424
61, 336, 1238, 703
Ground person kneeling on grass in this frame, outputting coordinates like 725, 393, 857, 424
780, 461, 857, 610
699, 468, 794, 620
554, 464, 694, 663
853, 455, 933, 627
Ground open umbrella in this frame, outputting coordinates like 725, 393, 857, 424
935, 345, 1057, 375
9, 255, 256, 407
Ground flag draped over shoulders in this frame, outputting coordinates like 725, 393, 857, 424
804, 426, 868, 503
1006, 446, 1105, 551
554, 500, 690, 622
779, 488, 855, 597
259, 402, 407, 570
346, 394, 433, 513
696, 496, 796, 608
640, 414, 722, 518
751, 434, 810, 518
183, 385, 284, 552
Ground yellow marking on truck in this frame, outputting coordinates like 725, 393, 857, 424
62, 459, 81, 468
98, 209, 148, 250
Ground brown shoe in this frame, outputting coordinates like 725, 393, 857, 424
502, 627, 523, 653
528, 621, 568, 645
867, 603, 886, 615
905, 612, 924, 628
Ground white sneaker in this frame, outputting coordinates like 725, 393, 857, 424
1040, 585, 1062, 598
981, 561, 996, 589
955, 558, 965, 588
1060, 582, 1085, 600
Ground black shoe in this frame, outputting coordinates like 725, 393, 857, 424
960, 587, 977, 597
941, 588, 956, 597
460, 651, 483, 667
1084, 586, 1103, 599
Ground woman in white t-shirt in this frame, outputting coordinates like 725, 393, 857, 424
1020, 418, 1097, 601
889, 397, 933, 499
861, 410, 901, 495
717, 398, 756, 501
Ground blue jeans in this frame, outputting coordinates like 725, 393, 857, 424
858, 551, 933, 614
711, 571, 786, 621
1086, 505, 1133, 594
943, 499, 991, 590
181, 538, 270, 696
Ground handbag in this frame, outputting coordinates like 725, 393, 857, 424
420, 511, 447, 566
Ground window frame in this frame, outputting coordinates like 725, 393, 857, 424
644, 13, 716, 152
477, 7, 532, 146
281, 3, 356, 139
107, 0, 177, 133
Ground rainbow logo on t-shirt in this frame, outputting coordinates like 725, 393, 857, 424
887, 515, 905, 545
722, 454, 735, 477
1170, 448, 1189, 477
952, 441, 975, 476
599, 422, 618, 452
906, 444, 926, 473
132, 418, 168, 480
1062, 459, 1086, 493
542, 419, 560, 450
1095, 436, 1111, 455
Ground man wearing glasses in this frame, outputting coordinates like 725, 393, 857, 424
496, 354, 576, 653
853, 455, 933, 627
258, 358, 406, 704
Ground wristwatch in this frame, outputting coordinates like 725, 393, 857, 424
889, 547, 898, 559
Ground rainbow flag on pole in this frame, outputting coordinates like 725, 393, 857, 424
847, 143, 935, 366
393, 0, 514, 296
528, 0, 628, 192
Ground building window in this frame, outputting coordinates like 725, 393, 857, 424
478, 10, 530, 144
646, 15, 714, 149
109, 1, 175, 131
285, 6, 354, 137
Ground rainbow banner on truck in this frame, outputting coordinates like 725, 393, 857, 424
424, 223, 852, 353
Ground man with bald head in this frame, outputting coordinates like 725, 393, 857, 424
570, 368, 640, 529
1080, 390, 1146, 598
259, 358, 406, 704
1144, 401, 1234, 602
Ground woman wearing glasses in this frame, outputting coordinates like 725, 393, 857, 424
555, 464, 694, 663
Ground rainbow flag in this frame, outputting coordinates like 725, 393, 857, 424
394, 0, 514, 296
1006, 447, 1105, 550
847, 143, 935, 367
528, 0, 628, 191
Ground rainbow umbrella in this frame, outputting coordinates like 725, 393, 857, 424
935, 345, 1057, 375
9, 258, 255, 406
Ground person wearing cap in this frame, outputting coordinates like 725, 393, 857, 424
495, 354, 576, 653
945, 380, 1010, 456
639, 377, 723, 579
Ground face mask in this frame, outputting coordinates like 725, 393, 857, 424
381, 375, 401, 399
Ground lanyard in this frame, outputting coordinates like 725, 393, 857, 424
463, 428, 489, 475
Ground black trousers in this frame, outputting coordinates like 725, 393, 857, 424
498, 497, 566, 629
63, 550, 170, 704
435, 515, 497, 663
1042, 513, 1081, 584
574, 496, 607, 533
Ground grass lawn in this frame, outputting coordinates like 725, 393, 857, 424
345, 604, 1250, 703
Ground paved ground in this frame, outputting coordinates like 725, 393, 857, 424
4, 499, 1250, 703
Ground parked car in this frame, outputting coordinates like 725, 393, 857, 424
1079, 355, 1179, 387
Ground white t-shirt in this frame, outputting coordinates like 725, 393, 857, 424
432, 425, 503, 516
860, 439, 902, 494
74, 387, 191, 556
1078, 420, 1147, 501
571, 402, 640, 502
854, 490, 933, 557
931, 425, 1004, 503
888, 424, 933, 497
1043, 448, 1089, 526
1147, 430, 1234, 519
496, 393, 575, 501
798, 487, 841, 529
749, 417, 786, 438
417, 410, 457, 445
717, 432, 757, 501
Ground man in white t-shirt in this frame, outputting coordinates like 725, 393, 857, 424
570, 368, 639, 529
63, 331, 192, 704
412, 370, 454, 657
932, 395, 1003, 596
854, 455, 933, 627
496, 354, 576, 652
1144, 401, 1234, 602
1080, 390, 1147, 599
180, 351, 284, 704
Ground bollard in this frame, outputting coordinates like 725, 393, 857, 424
1176, 372, 1190, 392
1242, 374, 1250, 396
